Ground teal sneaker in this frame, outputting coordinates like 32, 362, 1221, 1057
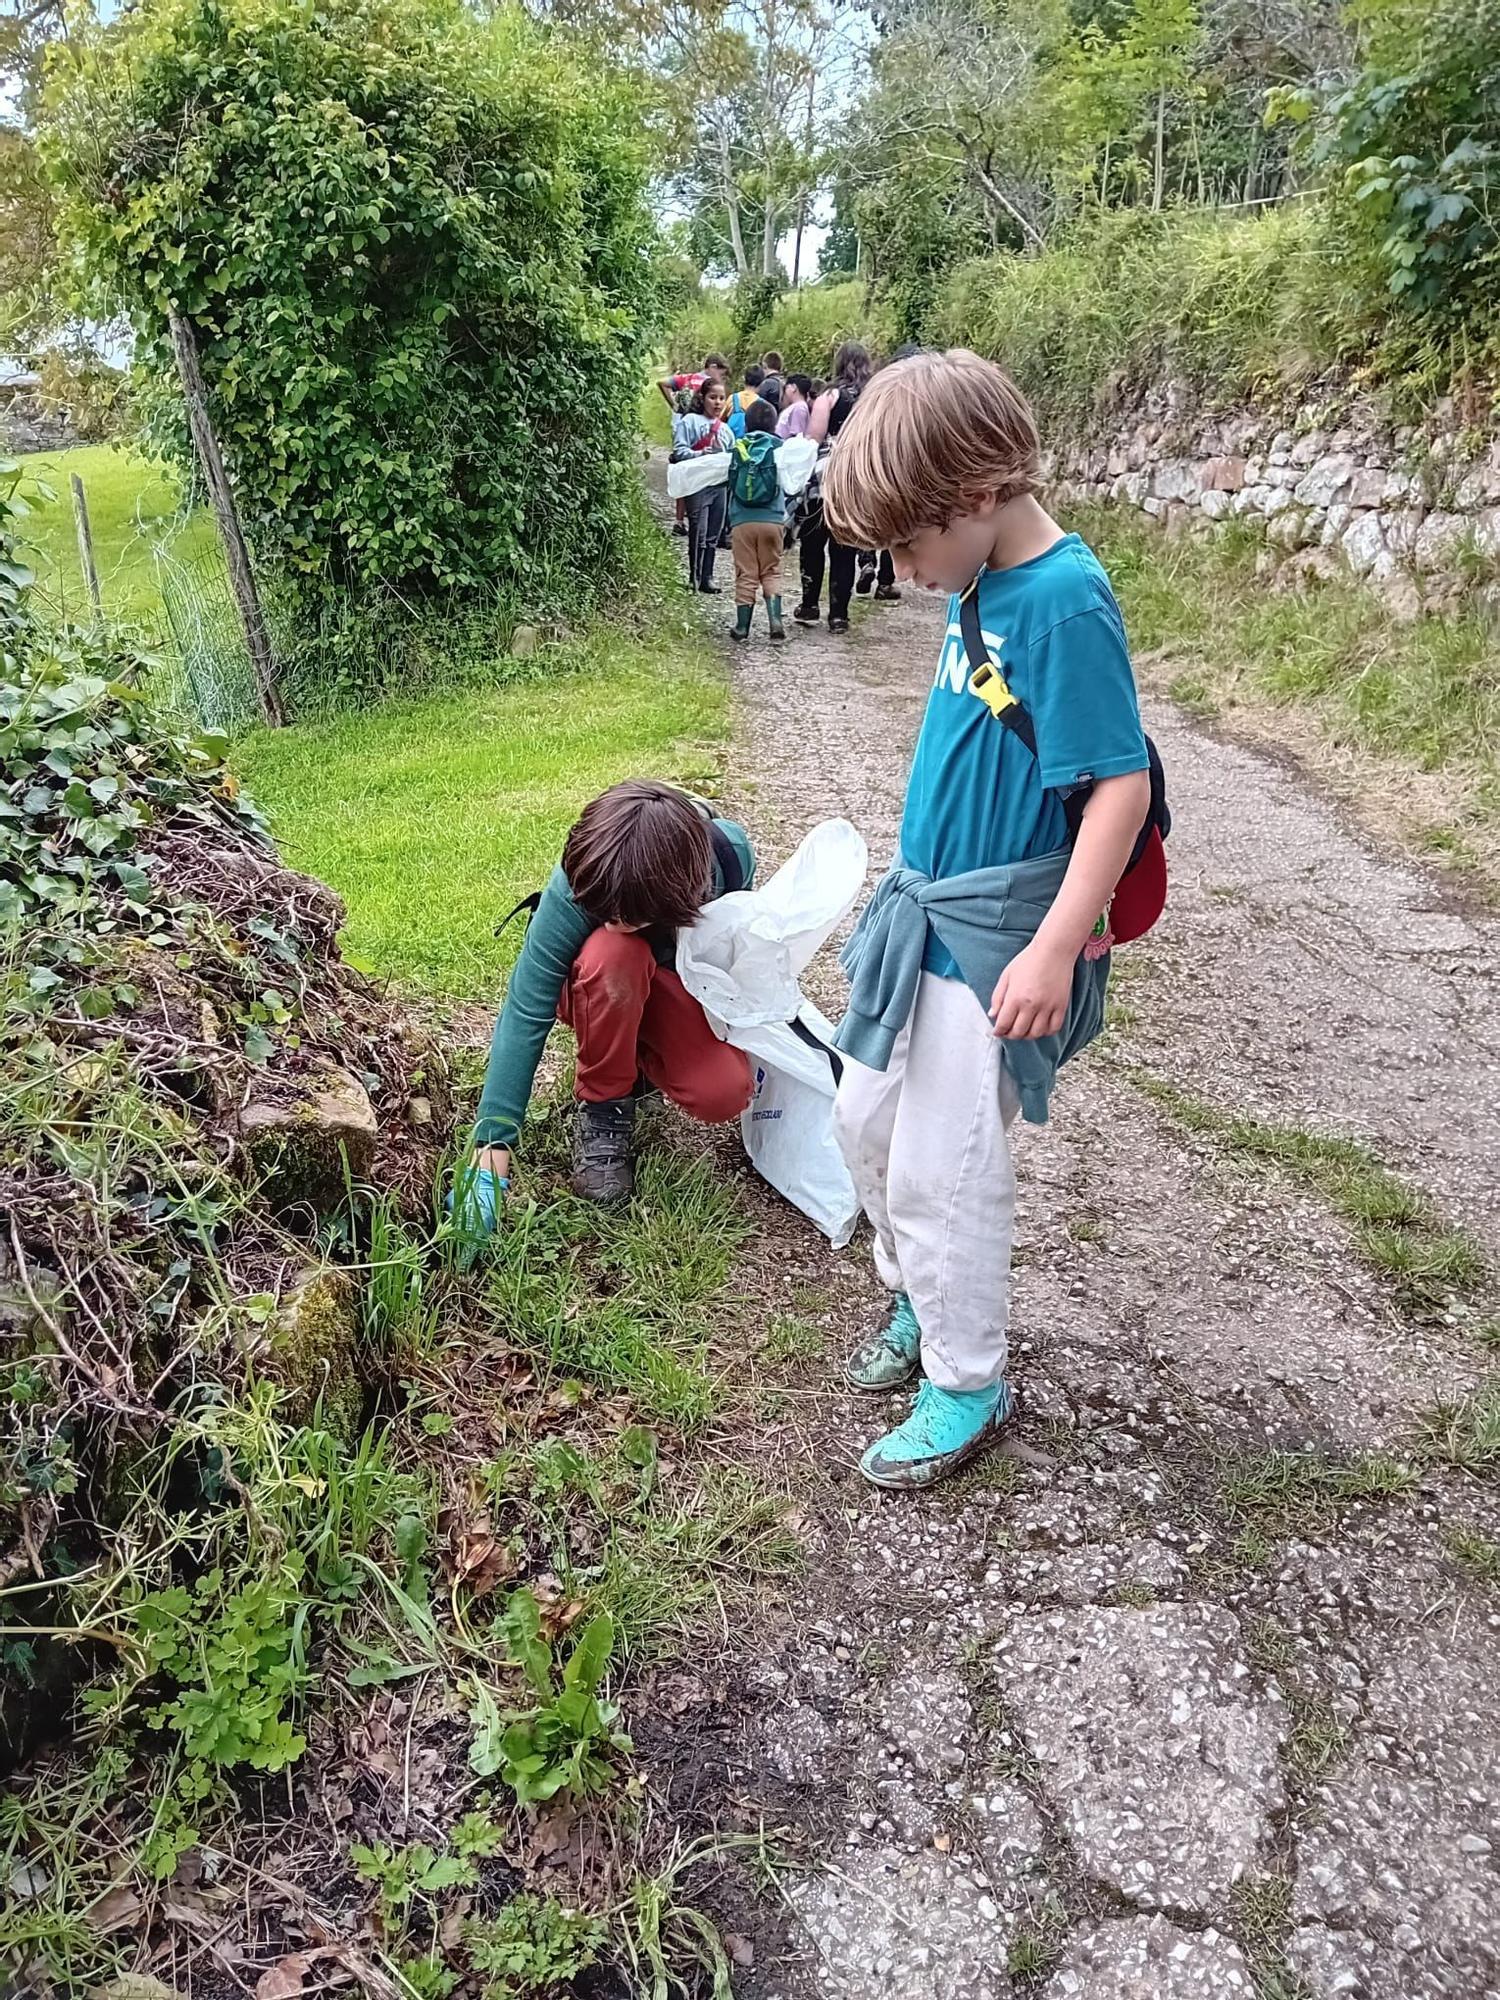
859, 1379, 1013, 1490
846, 1293, 922, 1392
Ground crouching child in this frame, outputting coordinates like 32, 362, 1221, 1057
454, 781, 756, 1229
822, 349, 1163, 1490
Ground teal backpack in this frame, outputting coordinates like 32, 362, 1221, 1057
731, 432, 780, 509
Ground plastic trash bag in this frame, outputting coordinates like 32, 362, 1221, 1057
775, 434, 819, 498
678, 819, 869, 1244
737, 1002, 859, 1247
666, 451, 731, 499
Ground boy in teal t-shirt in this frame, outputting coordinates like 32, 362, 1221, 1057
822, 349, 1153, 1490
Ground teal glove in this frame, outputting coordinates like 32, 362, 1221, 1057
447, 1166, 509, 1238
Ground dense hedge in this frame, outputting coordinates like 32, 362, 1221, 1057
44, 0, 659, 621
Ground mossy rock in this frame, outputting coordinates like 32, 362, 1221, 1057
263, 1265, 363, 1437
238, 1063, 377, 1216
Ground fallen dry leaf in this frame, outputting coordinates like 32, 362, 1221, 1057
652, 1671, 707, 1716
932, 1833, 953, 1854
87, 1884, 143, 1933
531, 1572, 584, 1638
528, 1800, 578, 1862
437, 1895, 472, 1953
256, 1948, 331, 2000
726, 1932, 756, 1968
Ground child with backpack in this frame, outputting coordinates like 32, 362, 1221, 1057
728, 399, 786, 644
454, 782, 756, 1220
821, 348, 1168, 1490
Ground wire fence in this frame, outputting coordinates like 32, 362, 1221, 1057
153, 537, 258, 731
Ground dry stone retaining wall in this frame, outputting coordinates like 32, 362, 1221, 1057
1045, 397, 1500, 619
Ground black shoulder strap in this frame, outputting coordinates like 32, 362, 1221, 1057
787, 1011, 843, 1086
493, 890, 542, 939
708, 821, 745, 895
958, 584, 1038, 758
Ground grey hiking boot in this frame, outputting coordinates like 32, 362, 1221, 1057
572, 1096, 636, 1203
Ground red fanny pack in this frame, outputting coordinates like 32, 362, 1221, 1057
957, 579, 1170, 948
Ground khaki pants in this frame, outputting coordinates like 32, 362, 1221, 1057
732, 522, 782, 606
833, 972, 1021, 1392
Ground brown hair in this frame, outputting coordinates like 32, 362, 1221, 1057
822, 347, 1040, 550
761, 349, 783, 371
562, 781, 713, 930
832, 339, 872, 394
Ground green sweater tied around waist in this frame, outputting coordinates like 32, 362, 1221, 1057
833, 847, 1109, 1125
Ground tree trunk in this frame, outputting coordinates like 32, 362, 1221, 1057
970, 157, 1044, 249
761, 195, 778, 278
725, 190, 750, 276
168, 311, 285, 729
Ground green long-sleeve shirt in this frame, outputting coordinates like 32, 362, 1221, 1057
473, 816, 755, 1150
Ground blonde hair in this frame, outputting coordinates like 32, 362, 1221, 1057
822, 348, 1040, 550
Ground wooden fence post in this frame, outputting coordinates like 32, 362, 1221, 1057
167, 310, 286, 728
69, 473, 103, 626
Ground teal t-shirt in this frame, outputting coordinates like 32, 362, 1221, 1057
900, 534, 1148, 977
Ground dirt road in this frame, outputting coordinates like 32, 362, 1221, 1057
698, 531, 1500, 2000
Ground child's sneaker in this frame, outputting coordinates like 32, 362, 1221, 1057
845, 1292, 921, 1391
859, 1380, 1013, 1489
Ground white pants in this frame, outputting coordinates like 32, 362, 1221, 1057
833, 972, 1020, 1392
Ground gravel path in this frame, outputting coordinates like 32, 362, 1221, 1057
691, 525, 1500, 2000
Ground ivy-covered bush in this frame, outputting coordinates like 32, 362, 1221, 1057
42, 0, 659, 631
1279, 0, 1499, 342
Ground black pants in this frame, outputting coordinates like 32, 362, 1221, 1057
798, 497, 857, 620
859, 549, 896, 588
685, 485, 726, 591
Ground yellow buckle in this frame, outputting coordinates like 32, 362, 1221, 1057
968, 659, 1019, 721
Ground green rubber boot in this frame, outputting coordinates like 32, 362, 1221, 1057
767, 594, 786, 643
731, 603, 753, 644
860, 1380, 1013, 1490
845, 1293, 921, 1392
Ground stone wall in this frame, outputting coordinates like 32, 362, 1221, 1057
1044, 396, 1500, 620
0, 381, 81, 455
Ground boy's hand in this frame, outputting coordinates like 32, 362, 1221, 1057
989, 938, 1075, 1040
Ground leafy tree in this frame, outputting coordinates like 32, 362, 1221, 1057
42, 0, 660, 625
0, 0, 81, 351
1279, 0, 1499, 324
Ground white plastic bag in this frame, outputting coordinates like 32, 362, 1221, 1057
666, 451, 731, 499
740, 1003, 859, 1247
678, 819, 869, 1244
775, 434, 819, 498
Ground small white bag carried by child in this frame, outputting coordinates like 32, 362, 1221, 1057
774, 434, 819, 498
677, 818, 868, 1246
665, 451, 731, 499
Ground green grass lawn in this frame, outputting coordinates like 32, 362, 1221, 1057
236, 621, 726, 999
15, 442, 216, 627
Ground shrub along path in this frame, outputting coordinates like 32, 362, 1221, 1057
696, 527, 1500, 1999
